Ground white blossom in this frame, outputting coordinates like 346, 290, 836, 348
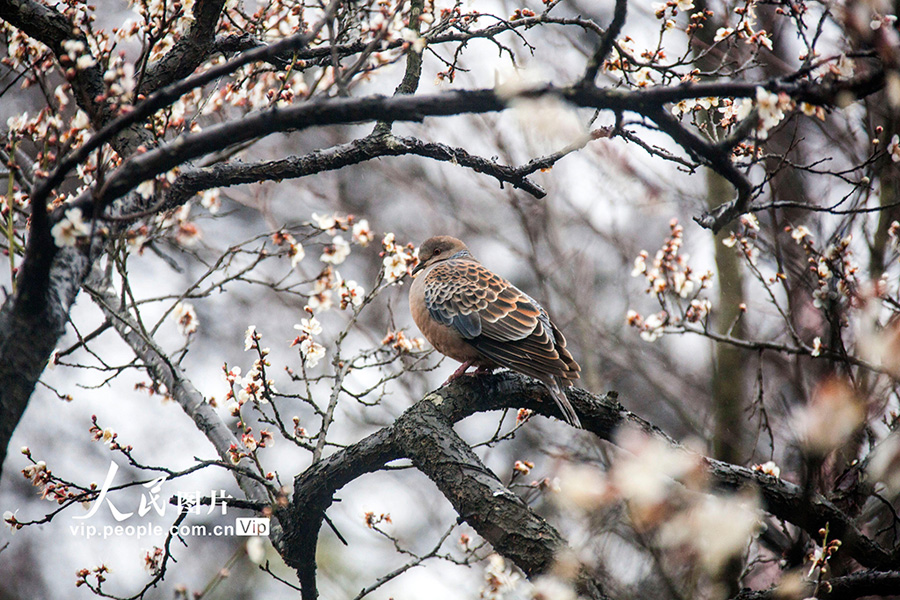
753, 461, 781, 477
244, 326, 257, 351
384, 252, 410, 282
791, 225, 811, 242
400, 28, 426, 53
172, 302, 199, 336
633, 67, 655, 87
351, 219, 374, 246
657, 493, 761, 575
888, 135, 900, 163
640, 313, 666, 342
811, 336, 823, 357
289, 242, 305, 268
320, 235, 350, 264
340, 280, 364, 308
714, 27, 733, 41
631, 254, 647, 277
755, 87, 788, 137
299, 338, 326, 368
200, 189, 221, 214
294, 317, 323, 336
6, 111, 29, 133
50, 208, 90, 247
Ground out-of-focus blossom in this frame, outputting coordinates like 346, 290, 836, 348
640, 312, 666, 342
50, 208, 90, 247
531, 575, 576, 600
200, 189, 221, 213
794, 377, 865, 454
657, 492, 761, 575
752, 461, 781, 478
481, 554, 521, 600
172, 302, 199, 336
351, 220, 374, 246
244, 326, 257, 351
868, 434, 900, 494
320, 235, 350, 264
791, 225, 811, 243
755, 87, 791, 138
811, 337, 823, 357
888, 134, 900, 162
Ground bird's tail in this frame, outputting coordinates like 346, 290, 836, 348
545, 377, 581, 428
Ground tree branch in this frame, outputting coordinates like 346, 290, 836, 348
274, 371, 894, 600
164, 133, 547, 206
82, 266, 273, 508
581, 0, 628, 84
137, 0, 228, 95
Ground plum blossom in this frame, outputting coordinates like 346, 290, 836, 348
791, 225, 811, 243
714, 27, 733, 41
400, 28, 426, 53
6, 111, 29, 134
3, 510, 20, 533
320, 235, 350, 264
50, 208, 90, 247
631, 252, 647, 276
752, 461, 781, 478
340, 280, 364, 309
244, 326, 257, 351
383, 252, 410, 282
888, 134, 900, 163
794, 378, 865, 454
382, 330, 425, 353
294, 317, 323, 336
289, 241, 305, 267
172, 302, 199, 336
640, 313, 666, 342
200, 189, 221, 213
633, 67, 655, 87
718, 97, 753, 127
311, 212, 348, 235
755, 87, 791, 137
299, 338, 326, 368
382, 234, 416, 283
657, 493, 761, 575
351, 219, 374, 246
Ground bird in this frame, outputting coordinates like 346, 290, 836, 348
409, 235, 582, 427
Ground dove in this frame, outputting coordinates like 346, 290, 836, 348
409, 236, 582, 427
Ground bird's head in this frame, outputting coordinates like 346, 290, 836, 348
411, 236, 470, 276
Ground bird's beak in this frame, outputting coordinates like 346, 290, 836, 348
411, 260, 426, 277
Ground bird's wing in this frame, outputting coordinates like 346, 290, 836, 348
423, 259, 577, 381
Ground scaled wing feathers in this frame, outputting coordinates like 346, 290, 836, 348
423, 259, 580, 383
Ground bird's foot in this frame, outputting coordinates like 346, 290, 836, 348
473, 365, 495, 375
443, 360, 475, 386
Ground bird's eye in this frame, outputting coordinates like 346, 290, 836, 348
434, 249, 442, 255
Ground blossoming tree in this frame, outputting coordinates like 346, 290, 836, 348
1, 0, 899, 598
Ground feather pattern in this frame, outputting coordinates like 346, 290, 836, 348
409, 236, 582, 427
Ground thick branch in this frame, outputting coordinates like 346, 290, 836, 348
0, 246, 88, 478
138, 0, 228, 94
275, 371, 894, 600
277, 382, 622, 600
164, 133, 546, 207
730, 569, 900, 600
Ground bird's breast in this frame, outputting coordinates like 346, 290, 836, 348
409, 267, 482, 364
